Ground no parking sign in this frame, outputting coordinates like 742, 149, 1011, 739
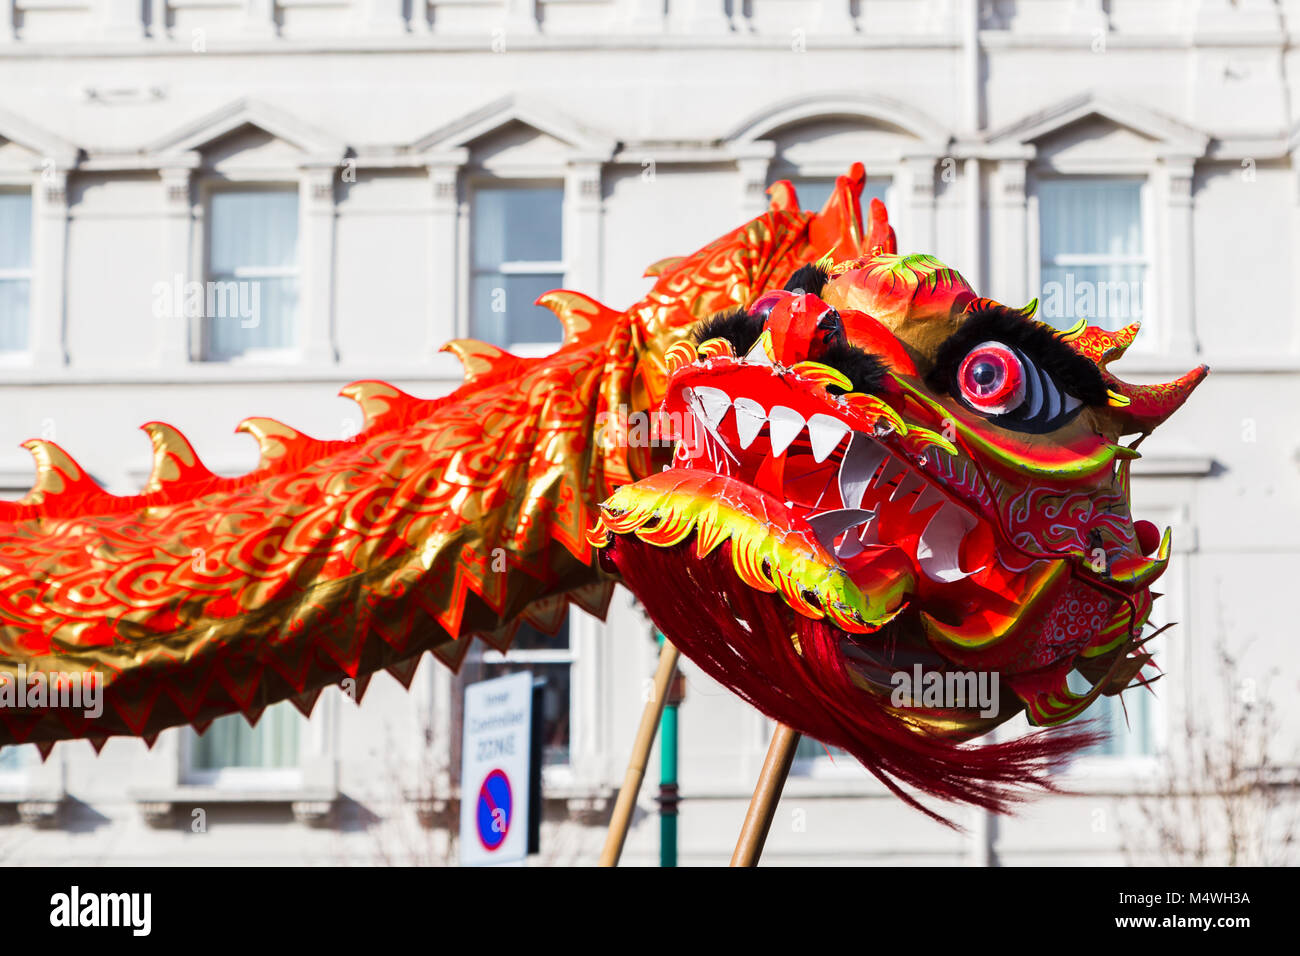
460, 672, 541, 866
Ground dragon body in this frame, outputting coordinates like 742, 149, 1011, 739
0, 164, 1204, 818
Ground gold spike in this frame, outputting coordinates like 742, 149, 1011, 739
1107, 389, 1132, 408
236, 417, 300, 469
141, 422, 212, 494
766, 180, 799, 213
339, 380, 412, 430
535, 289, 620, 347
1020, 297, 1039, 319
441, 339, 518, 385
814, 252, 835, 272
18, 439, 97, 505
644, 255, 684, 278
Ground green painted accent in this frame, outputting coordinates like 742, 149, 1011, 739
657, 630, 678, 869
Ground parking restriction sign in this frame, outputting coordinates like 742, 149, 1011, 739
459, 671, 539, 866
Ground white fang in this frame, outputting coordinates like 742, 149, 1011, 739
733, 397, 765, 449
916, 504, 981, 583
838, 433, 887, 510
693, 386, 731, 429
767, 406, 804, 456
807, 414, 850, 463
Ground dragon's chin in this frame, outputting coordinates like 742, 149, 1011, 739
593, 459, 1028, 740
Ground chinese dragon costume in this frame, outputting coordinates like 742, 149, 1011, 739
0, 163, 1205, 820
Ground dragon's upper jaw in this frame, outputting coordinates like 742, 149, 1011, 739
671, 367, 984, 602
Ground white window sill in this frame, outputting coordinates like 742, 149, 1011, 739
128, 780, 339, 827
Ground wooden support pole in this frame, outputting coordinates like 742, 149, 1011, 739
729, 723, 801, 867
598, 640, 680, 867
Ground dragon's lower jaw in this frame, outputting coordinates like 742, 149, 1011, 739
598, 529, 1101, 821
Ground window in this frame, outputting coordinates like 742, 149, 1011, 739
1066, 667, 1159, 759
480, 617, 572, 767
184, 701, 305, 784
470, 185, 565, 350
204, 188, 300, 360
1038, 178, 1148, 334
0, 190, 32, 353
0, 743, 36, 776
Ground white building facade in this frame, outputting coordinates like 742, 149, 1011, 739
0, 0, 1297, 865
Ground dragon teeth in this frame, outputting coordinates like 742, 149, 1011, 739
889, 470, 923, 503
838, 433, 888, 511
767, 406, 804, 457
692, 386, 732, 429
916, 503, 981, 583
733, 397, 765, 449
807, 414, 850, 464
873, 458, 907, 490
910, 484, 945, 514
806, 508, 876, 557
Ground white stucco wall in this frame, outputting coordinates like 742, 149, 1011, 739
0, 0, 1296, 866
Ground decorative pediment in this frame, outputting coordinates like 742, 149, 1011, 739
410, 95, 616, 164
985, 92, 1208, 161
0, 107, 79, 172
148, 98, 347, 167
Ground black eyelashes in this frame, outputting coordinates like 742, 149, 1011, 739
692, 308, 764, 356
783, 262, 830, 298
689, 307, 886, 395
926, 305, 1108, 407
819, 341, 887, 395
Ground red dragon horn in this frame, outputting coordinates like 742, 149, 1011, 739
1063, 321, 1208, 433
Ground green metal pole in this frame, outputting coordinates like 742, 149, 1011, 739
656, 632, 681, 867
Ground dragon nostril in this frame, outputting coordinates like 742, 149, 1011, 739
816, 309, 845, 346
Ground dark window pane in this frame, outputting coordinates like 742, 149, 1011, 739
512, 617, 570, 651
472, 186, 563, 269
1039, 179, 1142, 259
1039, 263, 1147, 331
0, 191, 32, 270
0, 278, 30, 352
191, 703, 303, 770
479, 661, 571, 766
470, 272, 565, 346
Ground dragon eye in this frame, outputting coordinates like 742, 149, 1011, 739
957, 342, 1025, 414
749, 290, 791, 322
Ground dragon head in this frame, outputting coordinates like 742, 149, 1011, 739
592, 179, 1207, 818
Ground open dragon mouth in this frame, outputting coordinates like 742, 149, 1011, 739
679, 379, 985, 588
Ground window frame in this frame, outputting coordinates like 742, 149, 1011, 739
471, 623, 578, 788
463, 175, 568, 357
178, 701, 313, 792
1028, 172, 1158, 351
0, 184, 34, 362
197, 179, 304, 365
